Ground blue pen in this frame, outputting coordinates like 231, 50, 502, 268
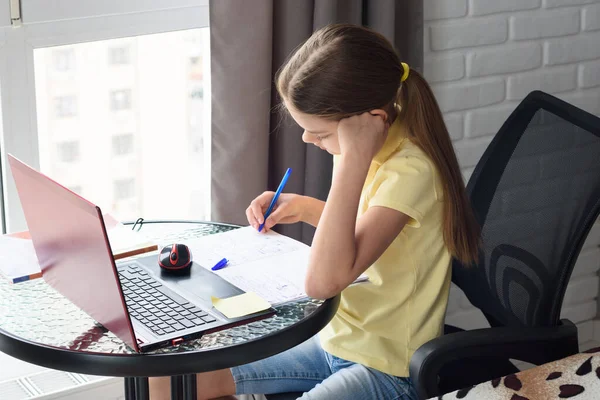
211, 258, 229, 271
258, 168, 292, 232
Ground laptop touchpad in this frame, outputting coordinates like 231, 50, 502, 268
133, 255, 244, 310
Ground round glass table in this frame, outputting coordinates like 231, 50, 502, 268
0, 221, 339, 400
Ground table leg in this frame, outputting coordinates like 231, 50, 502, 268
135, 377, 150, 400
124, 377, 136, 400
171, 375, 183, 400
182, 374, 197, 400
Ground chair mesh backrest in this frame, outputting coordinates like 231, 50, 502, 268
453, 91, 600, 328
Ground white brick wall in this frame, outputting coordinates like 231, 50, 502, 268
507, 65, 578, 100
579, 61, 600, 87
467, 42, 543, 77
430, 17, 508, 51
432, 79, 505, 112
510, 8, 581, 40
470, 0, 542, 16
425, 0, 600, 332
583, 4, 600, 30
545, 33, 600, 65
544, 0, 599, 8
424, 0, 468, 20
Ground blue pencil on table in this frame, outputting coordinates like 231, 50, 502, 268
258, 168, 292, 232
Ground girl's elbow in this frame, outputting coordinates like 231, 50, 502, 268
305, 275, 343, 300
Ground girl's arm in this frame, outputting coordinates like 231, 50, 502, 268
305, 155, 409, 299
305, 112, 410, 300
299, 196, 325, 227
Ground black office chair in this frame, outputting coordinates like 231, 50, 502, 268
265, 91, 600, 400
410, 91, 600, 399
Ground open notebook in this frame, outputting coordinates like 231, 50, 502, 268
185, 226, 369, 305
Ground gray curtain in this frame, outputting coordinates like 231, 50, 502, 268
210, 0, 423, 243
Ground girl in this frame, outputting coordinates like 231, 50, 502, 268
150, 23, 480, 400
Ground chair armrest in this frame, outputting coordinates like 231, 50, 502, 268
409, 319, 578, 399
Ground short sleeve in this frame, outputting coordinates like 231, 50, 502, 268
367, 153, 440, 228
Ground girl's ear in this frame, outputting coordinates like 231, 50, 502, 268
369, 109, 389, 123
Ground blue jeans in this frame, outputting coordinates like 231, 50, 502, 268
231, 336, 417, 400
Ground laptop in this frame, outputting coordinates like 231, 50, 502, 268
8, 154, 275, 352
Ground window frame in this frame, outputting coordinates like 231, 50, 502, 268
0, 1, 10, 28
22, 0, 208, 25
0, 1, 210, 233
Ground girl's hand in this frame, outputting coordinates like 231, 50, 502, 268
337, 112, 388, 163
246, 192, 307, 231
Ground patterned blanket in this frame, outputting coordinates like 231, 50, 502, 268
436, 347, 600, 399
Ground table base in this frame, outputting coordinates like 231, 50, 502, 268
124, 375, 197, 400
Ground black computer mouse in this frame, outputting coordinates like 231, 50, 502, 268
158, 243, 192, 272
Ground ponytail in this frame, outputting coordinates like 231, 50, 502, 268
398, 67, 481, 266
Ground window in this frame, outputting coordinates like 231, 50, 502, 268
34, 30, 209, 224
108, 46, 130, 65
56, 141, 80, 162
189, 55, 203, 81
2, 1, 210, 235
114, 178, 136, 200
112, 134, 135, 156
53, 49, 75, 72
0, 0, 210, 389
109, 89, 132, 111
54, 96, 78, 117
190, 88, 204, 99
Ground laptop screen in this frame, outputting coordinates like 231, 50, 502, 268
8, 154, 138, 351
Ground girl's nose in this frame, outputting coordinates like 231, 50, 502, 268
302, 131, 314, 144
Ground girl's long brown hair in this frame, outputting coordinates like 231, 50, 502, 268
276, 24, 480, 265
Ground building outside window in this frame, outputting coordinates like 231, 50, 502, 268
54, 96, 78, 117
56, 141, 80, 162
112, 134, 135, 156
109, 89, 132, 111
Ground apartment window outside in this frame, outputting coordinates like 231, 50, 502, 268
190, 88, 204, 99
53, 49, 75, 72
112, 134, 135, 156
114, 178, 135, 200
54, 96, 78, 117
56, 141, 80, 162
109, 89, 132, 111
109, 46, 131, 65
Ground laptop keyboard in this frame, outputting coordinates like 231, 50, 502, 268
118, 264, 217, 337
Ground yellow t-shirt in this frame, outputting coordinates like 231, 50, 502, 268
319, 118, 452, 377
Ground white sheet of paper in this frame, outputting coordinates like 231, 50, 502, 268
185, 226, 367, 305
0, 236, 41, 282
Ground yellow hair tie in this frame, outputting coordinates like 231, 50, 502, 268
400, 62, 410, 82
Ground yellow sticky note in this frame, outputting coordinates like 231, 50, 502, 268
211, 292, 271, 319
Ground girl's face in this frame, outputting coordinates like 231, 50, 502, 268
285, 101, 341, 155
